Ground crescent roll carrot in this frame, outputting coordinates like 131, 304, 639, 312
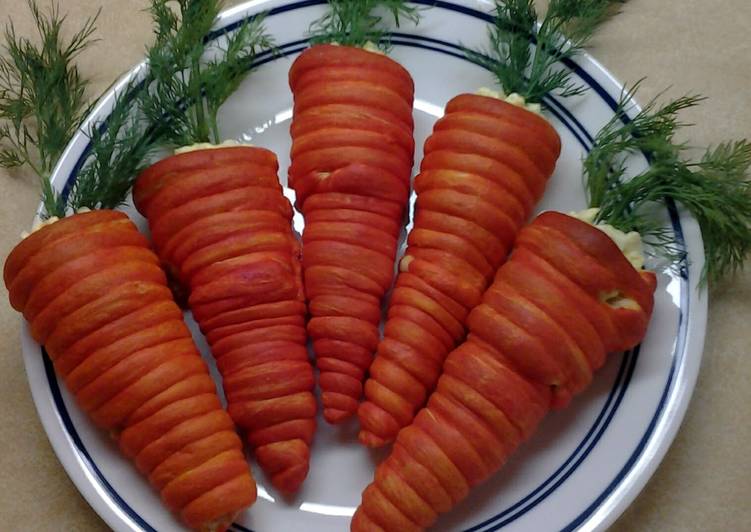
0, 1, 284, 526
4, 210, 257, 531
133, 146, 316, 494
352, 82, 751, 530
357, 94, 561, 446
288, 43, 415, 424
352, 211, 658, 531
354, 0, 632, 445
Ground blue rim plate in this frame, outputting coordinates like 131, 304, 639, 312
21, 1, 707, 531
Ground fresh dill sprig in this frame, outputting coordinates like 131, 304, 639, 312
140, 0, 274, 147
71, 0, 273, 209
200, 18, 275, 142
583, 87, 751, 284
66, 78, 157, 212
309, 0, 421, 49
0, 0, 99, 218
467, 0, 625, 103
141, 0, 222, 146
684, 142, 751, 281
150, 0, 219, 60
585, 81, 705, 208
2, 0, 263, 218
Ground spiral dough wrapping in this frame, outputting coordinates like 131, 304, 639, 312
358, 94, 562, 447
352, 212, 657, 531
4, 210, 257, 531
133, 147, 316, 494
288, 44, 416, 424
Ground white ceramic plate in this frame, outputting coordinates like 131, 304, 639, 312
21, 1, 707, 531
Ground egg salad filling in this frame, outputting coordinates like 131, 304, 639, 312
569, 208, 645, 270
476, 87, 543, 115
175, 139, 249, 155
569, 208, 646, 310
20, 207, 92, 239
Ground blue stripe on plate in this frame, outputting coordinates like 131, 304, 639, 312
560, 202, 690, 532
386, 34, 595, 151
385, 28, 689, 532
467, 350, 637, 531
41, 2, 689, 531
481, 348, 641, 532
42, 350, 158, 532
231, 523, 256, 532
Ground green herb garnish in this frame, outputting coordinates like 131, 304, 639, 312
309, 0, 420, 50
65, 78, 156, 214
140, 0, 275, 147
583, 84, 751, 283
70, 0, 250, 212
2, 0, 273, 219
467, 0, 625, 104
0, 0, 99, 217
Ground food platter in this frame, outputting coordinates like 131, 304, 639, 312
19, 1, 707, 530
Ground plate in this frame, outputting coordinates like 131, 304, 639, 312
21, 1, 707, 531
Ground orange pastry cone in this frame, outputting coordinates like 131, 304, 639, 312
352, 211, 657, 530
133, 147, 316, 494
358, 94, 561, 446
288, 44, 415, 424
4, 210, 257, 531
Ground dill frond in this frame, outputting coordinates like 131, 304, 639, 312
140, 1, 275, 147
71, 0, 274, 209
583, 87, 751, 284
66, 78, 157, 212
140, 0, 223, 147
671, 142, 751, 282
201, 17, 275, 142
309, 0, 420, 49
0, 0, 99, 218
585, 81, 704, 208
2, 0, 273, 217
467, 0, 625, 103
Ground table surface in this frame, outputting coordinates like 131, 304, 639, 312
0, 1, 749, 530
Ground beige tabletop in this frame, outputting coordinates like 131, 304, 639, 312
0, 1, 749, 530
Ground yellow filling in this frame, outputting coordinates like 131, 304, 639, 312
361, 41, 386, 55
569, 208, 646, 311
599, 289, 641, 310
399, 255, 414, 273
20, 216, 60, 239
175, 139, 248, 155
329, 41, 386, 55
476, 87, 543, 115
569, 208, 645, 270
20, 207, 89, 239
